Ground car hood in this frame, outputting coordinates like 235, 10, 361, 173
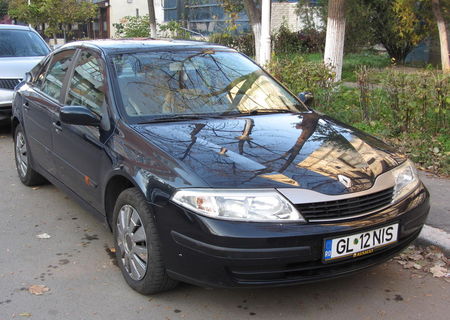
133, 113, 405, 195
0, 56, 44, 79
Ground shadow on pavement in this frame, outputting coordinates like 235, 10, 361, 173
0, 122, 12, 136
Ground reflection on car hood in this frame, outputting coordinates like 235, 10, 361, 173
0, 56, 44, 79
134, 113, 405, 195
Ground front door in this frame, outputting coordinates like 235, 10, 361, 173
52, 49, 112, 211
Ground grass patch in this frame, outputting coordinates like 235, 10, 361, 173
295, 51, 391, 82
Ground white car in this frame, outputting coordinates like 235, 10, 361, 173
0, 24, 50, 124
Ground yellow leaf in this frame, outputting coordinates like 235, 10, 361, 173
28, 285, 50, 295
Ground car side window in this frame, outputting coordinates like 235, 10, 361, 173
32, 57, 50, 87
40, 50, 75, 101
66, 50, 106, 117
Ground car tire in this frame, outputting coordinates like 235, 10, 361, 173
14, 124, 46, 186
112, 187, 178, 294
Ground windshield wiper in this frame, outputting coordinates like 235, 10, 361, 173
138, 114, 214, 124
221, 109, 295, 116
248, 109, 295, 114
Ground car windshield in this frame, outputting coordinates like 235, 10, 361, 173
112, 50, 307, 122
0, 29, 50, 57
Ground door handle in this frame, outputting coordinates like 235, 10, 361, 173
52, 121, 62, 133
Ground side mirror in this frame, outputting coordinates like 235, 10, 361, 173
25, 72, 32, 83
60, 106, 101, 126
298, 92, 314, 107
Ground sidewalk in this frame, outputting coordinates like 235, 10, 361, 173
419, 171, 450, 233
416, 171, 450, 254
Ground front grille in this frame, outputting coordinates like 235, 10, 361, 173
0, 79, 21, 90
296, 187, 394, 221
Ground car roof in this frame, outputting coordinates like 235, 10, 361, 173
0, 24, 33, 31
59, 39, 234, 55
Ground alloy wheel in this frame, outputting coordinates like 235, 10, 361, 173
15, 131, 28, 178
116, 204, 148, 281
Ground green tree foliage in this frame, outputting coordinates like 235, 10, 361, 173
114, 15, 150, 38
297, 0, 443, 62
0, 0, 9, 18
296, 0, 327, 31
212, 0, 243, 31
114, 18, 191, 39
297, 0, 376, 53
159, 21, 191, 39
8, 0, 97, 41
362, 0, 433, 63
8, 0, 47, 26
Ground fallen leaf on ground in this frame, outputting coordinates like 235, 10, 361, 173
36, 233, 51, 239
32, 187, 40, 190
18, 313, 32, 317
430, 266, 448, 278
395, 245, 449, 278
409, 253, 424, 261
109, 248, 116, 253
413, 263, 422, 270
28, 285, 49, 295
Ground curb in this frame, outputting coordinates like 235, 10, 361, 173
415, 224, 450, 256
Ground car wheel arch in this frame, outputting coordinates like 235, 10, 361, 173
12, 117, 20, 136
104, 173, 147, 230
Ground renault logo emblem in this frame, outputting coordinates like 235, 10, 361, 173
338, 174, 352, 188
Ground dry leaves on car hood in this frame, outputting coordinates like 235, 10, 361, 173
395, 245, 449, 280
28, 285, 50, 295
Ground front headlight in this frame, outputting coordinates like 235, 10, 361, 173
392, 160, 420, 202
171, 189, 305, 222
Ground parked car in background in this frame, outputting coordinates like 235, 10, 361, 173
0, 24, 50, 124
11, 40, 430, 295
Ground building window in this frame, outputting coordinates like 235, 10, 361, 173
163, 0, 250, 34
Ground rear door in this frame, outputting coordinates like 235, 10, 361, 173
22, 50, 76, 176
52, 49, 112, 211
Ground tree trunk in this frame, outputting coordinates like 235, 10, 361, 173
147, 0, 157, 38
63, 25, 67, 44
252, 23, 261, 63
432, 0, 450, 73
243, 0, 262, 62
324, 0, 346, 81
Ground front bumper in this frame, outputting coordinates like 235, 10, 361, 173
0, 89, 13, 122
152, 183, 430, 288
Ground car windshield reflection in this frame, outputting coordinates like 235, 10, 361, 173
112, 50, 307, 122
0, 30, 50, 57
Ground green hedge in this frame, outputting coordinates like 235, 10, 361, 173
208, 33, 255, 57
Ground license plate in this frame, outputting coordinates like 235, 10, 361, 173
323, 223, 399, 262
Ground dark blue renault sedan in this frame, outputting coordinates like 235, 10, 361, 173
12, 40, 430, 294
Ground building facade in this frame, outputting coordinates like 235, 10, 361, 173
92, 0, 317, 39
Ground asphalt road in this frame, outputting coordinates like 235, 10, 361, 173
0, 125, 449, 320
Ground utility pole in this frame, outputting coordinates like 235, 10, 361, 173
259, 0, 271, 66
